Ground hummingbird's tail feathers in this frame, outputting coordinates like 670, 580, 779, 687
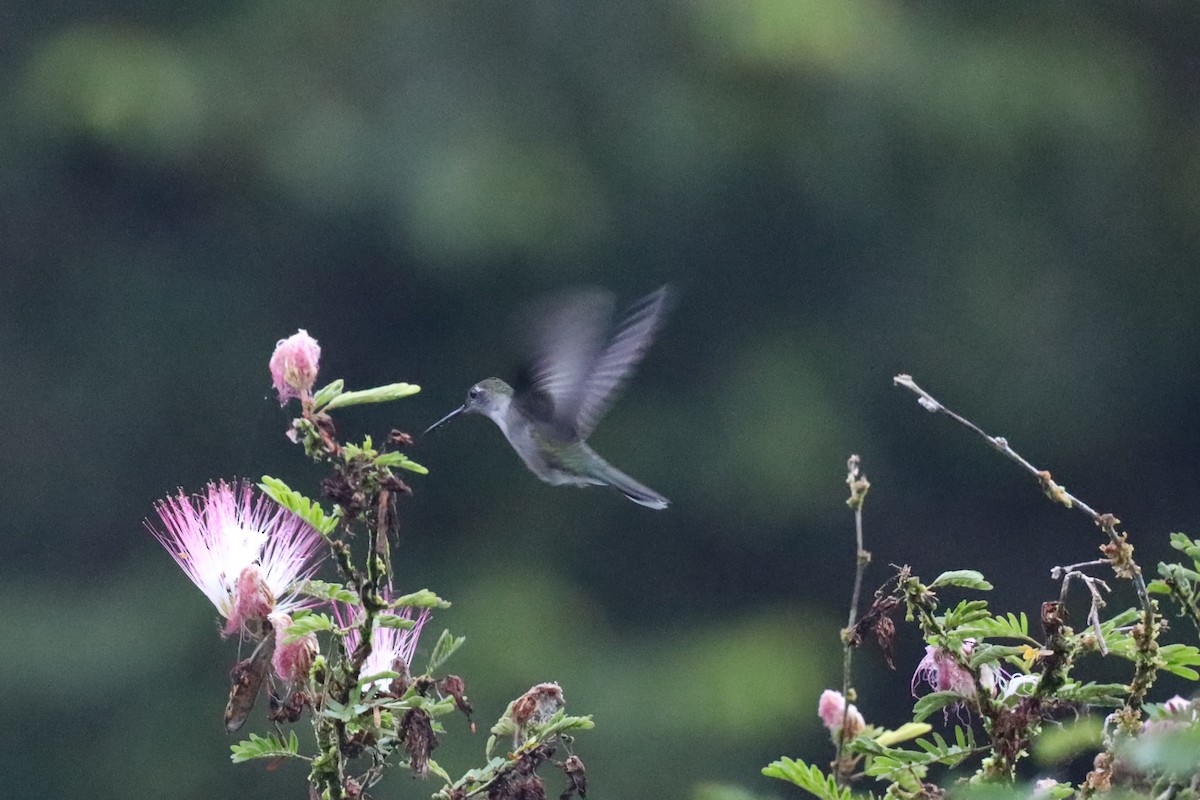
596, 461, 670, 510
617, 483, 671, 510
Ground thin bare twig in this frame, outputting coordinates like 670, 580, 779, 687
835, 455, 872, 783
893, 374, 1158, 706
893, 375, 1150, 612
1052, 566, 1112, 655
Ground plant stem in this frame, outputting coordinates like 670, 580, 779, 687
836, 455, 871, 783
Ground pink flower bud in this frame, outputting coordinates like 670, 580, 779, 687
818, 689, 846, 729
817, 689, 865, 739
269, 329, 321, 405
223, 564, 275, 638
270, 612, 317, 684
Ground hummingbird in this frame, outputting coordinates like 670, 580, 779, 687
425, 285, 672, 510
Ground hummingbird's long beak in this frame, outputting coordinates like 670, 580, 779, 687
423, 405, 465, 435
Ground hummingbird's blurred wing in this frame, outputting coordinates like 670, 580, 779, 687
513, 288, 616, 439
513, 286, 672, 441
572, 285, 672, 441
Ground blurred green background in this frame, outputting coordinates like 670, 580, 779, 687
4, 2, 1200, 798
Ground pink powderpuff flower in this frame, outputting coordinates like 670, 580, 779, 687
1033, 779, 1060, 796
334, 590, 431, 691
1142, 694, 1198, 736
817, 689, 865, 740
146, 480, 324, 638
269, 329, 321, 405
912, 644, 977, 698
270, 611, 319, 684
1163, 695, 1193, 715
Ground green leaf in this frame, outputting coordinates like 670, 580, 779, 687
376, 613, 416, 630
297, 579, 359, 604
282, 612, 334, 642
1147, 578, 1173, 595
967, 644, 1027, 670
1166, 532, 1200, 570
426, 629, 466, 673
1159, 643, 1200, 679
340, 440, 374, 460
398, 694, 457, 717
873, 722, 933, 747
1033, 716, 1103, 764
531, 709, 595, 741
692, 783, 771, 800
433, 757, 510, 800
955, 726, 971, 748
487, 701, 519, 758
1054, 682, 1128, 706
912, 691, 963, 723
358, 668, 400, 688
762, 758, 851, 800
1099, 607, 1142, 631
930, 570, 993, 591
319, 698, 352, 722
311, 379, 345, 411
230, 731, 300, 763
1168, 666, 1200, 681
1168, 531, 1197, 551
957, 611, 1033, 642
259, 475, 339, 535
855, 727, 977, 785
390, 589, 451, 609
863, 754, 927, 792
1096, 607, 1142, 655
374, 451, 430, 475
1159, 562, 1200, 583
424, 758, 454, 785
940, 599, 992, 629
324, 382, 420, 410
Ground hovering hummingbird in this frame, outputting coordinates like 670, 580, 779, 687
425, 285, 673, 510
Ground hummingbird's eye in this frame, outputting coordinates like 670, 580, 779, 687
468, 387, 480, 399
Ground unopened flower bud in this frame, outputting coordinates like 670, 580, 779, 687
817, 689, 865, 740
843, 705, 865, 738
818, 689, 846, 729
440, 674, 473, 715
270, 612, 317, 684
512, 682, 565, 728
269, 329, 321, 405
224, 564, 275, 638
387, 654, 412, 696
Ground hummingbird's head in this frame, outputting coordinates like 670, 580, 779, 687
462, 377, 513, 418
423, 378, 514, 435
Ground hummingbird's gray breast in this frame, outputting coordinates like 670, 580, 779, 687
498, 408, 605, 487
